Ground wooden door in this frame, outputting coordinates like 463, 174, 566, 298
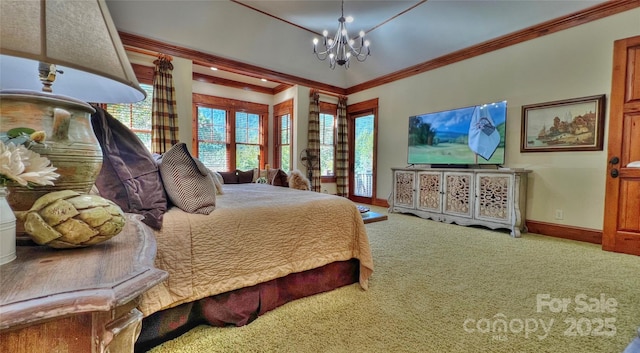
603, 35, 640, 256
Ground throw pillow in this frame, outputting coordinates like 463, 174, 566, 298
288, 169, 310, 190
272, 169, 289, 187
237, 169, 254, 183
159, 143, 216, 214
91, 107, 167, 229
209, 170, 224, 195
218, 171, 239, 184
267, 168, 279, 185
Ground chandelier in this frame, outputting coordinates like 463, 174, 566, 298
312, 0, 370, 69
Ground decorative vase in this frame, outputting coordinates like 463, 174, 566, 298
0, 89, 103, 232
0, 187, 16, 265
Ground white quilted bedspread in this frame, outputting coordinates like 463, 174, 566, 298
138, 183, 373, 316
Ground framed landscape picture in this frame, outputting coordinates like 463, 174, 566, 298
521, 94, 606, 152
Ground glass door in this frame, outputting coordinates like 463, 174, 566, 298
349, 112, 376, 204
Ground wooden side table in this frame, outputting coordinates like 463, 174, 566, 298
0, 215, 167, 353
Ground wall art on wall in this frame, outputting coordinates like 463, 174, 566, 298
521, 94, 605, 152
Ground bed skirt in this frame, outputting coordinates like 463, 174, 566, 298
135, 259, 360, 351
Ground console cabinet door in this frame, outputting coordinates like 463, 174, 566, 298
442, 172, 474, 218
475, 172, 514, 224
393, 170, 416, 209
416, 171, 442, 213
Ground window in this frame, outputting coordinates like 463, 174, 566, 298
274, 99, 293, 171
319, 101, 337, 178
193, 94, 268, 171
278, 114, 291, 170
106, 83, 154, 151
235, 112, 261, 170
319, 113, 335, 176
196, 106, 228, 171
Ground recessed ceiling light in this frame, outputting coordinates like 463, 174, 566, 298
261, 78, 267, 82
210, 67, 218, 71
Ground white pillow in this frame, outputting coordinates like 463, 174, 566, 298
209, 170, 225, 194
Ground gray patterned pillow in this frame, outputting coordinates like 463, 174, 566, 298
159, 143, 216, 214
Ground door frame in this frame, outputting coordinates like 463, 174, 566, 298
347, 99, 378, 205
602, 35, 640, 256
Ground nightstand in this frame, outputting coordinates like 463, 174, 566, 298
0, 215, 167, 353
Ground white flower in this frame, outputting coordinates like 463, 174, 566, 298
0, 141, 59, 187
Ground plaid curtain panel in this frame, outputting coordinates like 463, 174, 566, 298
336, 96, 349, 197
307, 89, 321, 192
151, 55, 179, 154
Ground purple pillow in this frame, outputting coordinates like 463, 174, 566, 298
218, 171, 239, 184
272, 169, 289, 187
237, 169, 254, 183
91, 107, 167, 229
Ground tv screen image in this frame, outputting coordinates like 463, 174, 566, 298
408, 100, 507, 165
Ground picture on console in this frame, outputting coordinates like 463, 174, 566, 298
407, 100, 507, 165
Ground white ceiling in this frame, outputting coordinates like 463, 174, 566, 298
106, 0, 607, 89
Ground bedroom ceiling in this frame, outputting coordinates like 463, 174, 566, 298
106, 0, 609, 90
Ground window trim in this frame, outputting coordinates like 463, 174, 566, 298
104, 82, 154, 151
192, 93, 268, 171
273, 99, 293, 171
347, 98, 379, 204
131, 63, 154, 85
319, 101, 337, 183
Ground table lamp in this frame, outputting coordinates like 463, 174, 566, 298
0, 0, 146, 245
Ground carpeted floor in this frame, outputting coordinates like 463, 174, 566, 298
148, 207, 640, 353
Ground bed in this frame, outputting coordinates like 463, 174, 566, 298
90, 108, 373, 349
135, 183, 374, 349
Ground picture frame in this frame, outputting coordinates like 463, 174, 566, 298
521, 94, 606, 152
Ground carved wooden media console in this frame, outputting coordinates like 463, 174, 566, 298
0, 215, 167, 353
391, 167, 530, 237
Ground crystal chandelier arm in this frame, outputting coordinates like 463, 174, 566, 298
313, 31, 335, 55
311, 0, 370, 69
347, 34, 371, 62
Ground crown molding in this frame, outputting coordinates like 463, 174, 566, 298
346, 0, 640, 94
120, 32, 346, 95
119, 0, 640, 96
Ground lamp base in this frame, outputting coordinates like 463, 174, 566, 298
0, 90, 103, 232
0, 187, 16, 265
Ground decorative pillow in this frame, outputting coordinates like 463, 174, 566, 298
272, 169, 290, 187
267, 168, 279, 185
208, 170, 224, 194
237, 169, 254, 183
91, 107, 167, 229
218, 171, 239, 184
159, 143, 216, 214
253, 168, 269, 183
288, 169, 310, 190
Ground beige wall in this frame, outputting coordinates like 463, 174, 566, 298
348, 9, 640, 230
126, 8, 639, 230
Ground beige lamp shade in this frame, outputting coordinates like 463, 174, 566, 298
0, 0, 145, 103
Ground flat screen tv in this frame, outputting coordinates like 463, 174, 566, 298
407, 100, 507, 166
